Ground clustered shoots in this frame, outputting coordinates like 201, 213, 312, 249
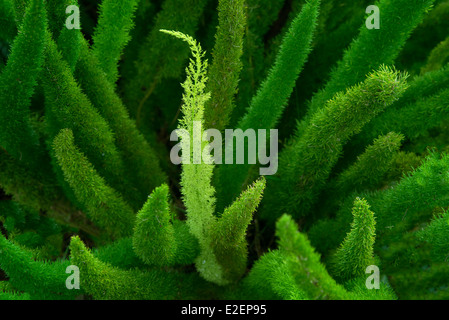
0, 0, 448, 300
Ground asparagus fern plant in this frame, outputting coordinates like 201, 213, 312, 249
0, 0, 448, 300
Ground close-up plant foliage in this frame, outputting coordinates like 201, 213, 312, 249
0, 0, 448, 301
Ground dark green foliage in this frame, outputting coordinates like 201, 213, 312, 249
75, 39, 167, 204
133, 184, 174, 265
263, 66, 408, 223
418, 211, 449, 262
69, 236, 199, 300
275, 214, 351, 300
304, 0, 435, 117
309, 152, 449, 262
353, 64, 449, 147
11, 0, 28, 23
0, 201, 62, 257
123, 0, 209, 123
92, 0, 138, 84
1, 0, 449, 301
0, 232, 77, 299
0, 0, 46, 169
343, 276, 397, 300
421, 36, 449, 74
236, 0, 286, 115
53, 129, 135, 240
216, 0, 320, 209
132, 184, 195, 266
42, 36, 127, 192
0, 0, 16, 41
56, 1, 82, 72
0, 285, 30, 300
334, 132, 403, 194
330, 198, 376, 281
209, 178, 266, 283
238, 0, 320, 132
204, 0, 246, 131
241, 250, 307, 300
0, 149, 62, 211
92, 237, 147, 270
